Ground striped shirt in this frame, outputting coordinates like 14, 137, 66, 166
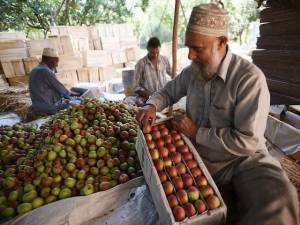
133, 54, 171, 95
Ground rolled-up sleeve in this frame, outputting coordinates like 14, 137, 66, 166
147, 68, 190, 111
195, 73, 270, 156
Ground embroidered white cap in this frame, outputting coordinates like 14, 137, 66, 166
187, 3, 228, 37
42, 47, 59, 58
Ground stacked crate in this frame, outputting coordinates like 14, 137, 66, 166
253, 3, 300, 104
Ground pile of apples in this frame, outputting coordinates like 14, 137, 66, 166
142, 122, 221, 222
0, 99, 141, 219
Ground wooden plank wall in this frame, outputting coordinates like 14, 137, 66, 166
253, 7, 300, 105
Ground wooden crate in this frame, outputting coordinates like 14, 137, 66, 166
23, 57, 40, 74
0, 40, 26, 50
66, 26, 89, 38
48, 35, 63, 55
76, 68, 89, 82
87, 67, 100, 82
93, 39, 102, 50
0, 48, 28, 60
125, 47, 139, 62
98, 67, 116, 82
100, 37, 120, 50
1, 59, 26, 78
7, 75, 29, 86
26, 39, 52, 57
111, 50, 127, 65
82, 50, 112, 67
57, 53, 82, 72
56, 70, 78, 87
60, 35, 75, 54
0, 32, 26, 40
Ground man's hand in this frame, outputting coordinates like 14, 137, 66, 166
171, 115, 199, 139
136, 104, 157, 128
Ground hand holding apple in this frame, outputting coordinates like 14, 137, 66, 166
171, 116, 199, 139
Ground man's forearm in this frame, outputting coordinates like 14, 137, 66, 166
135, 90, 151, 98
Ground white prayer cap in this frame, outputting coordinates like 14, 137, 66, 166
42, 48, 59, 58
187, 3, 228, 37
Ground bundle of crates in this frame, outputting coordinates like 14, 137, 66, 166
0, 25, 140, 87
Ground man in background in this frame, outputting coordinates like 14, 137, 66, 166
29, 48, 85, 115
132, 37, 171, 106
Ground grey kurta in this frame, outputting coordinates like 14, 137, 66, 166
147, 48, 299, 225
29, 63, 70, 114
133, 55, 171, 95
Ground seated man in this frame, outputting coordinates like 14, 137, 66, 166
132, 37, 171, 106
29, 48, 85, 115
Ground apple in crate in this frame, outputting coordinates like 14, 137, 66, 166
149, 149, 159, 160
176, 163, 187, 175
143, 125, 152, 134
163, 157, 172, 167
186, 159, 197, 169
176, 189, 188, 205
184, 202, 197, 217
191, 167, 202, 177
163, 135, 172, 144
166, 166, 177, 177
167, 194, 178, 208
206, 195, 221, 209
182, 174, 193, 187
153, 159, 164, 171
201, 185, 214, 198
163, 181, 174, 195
173, 206, 186, 222
182, 152, 193, 160
156, 139, 165, 148
166, 143, 176, 152
158, 171, 167, 182
195, 175, 208, 187
178, 145, 189, 153
172, 176, 184, 190
160, 127, 169, 136
170, 152, 181, 164
194, 199, 207, 213
159, 147, 169, 158
187, 186, 200, 202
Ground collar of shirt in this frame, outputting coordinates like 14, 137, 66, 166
217, 46, 232, 82
145, 54, 162, 65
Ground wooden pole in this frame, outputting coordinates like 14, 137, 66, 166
168, 0, 180, 116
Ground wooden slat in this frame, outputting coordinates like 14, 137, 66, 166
270, 91, 300, 105
23, 57, 40, 74
0, 32, 26, 40
267, 79, 300, 99
260, 7, 300, 23
256, 35, 300, 50
7, 75, 28, 87
82, 50, 112, 67
87, 67, 100, 82
0, 48, 28, 60
259, 19, 300, 36
0, 40, 26, 50
26, 39, 51, 57
57, 53, 82, 72
76, 68, 89, 82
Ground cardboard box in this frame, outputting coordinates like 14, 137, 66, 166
136, 120, 227, 225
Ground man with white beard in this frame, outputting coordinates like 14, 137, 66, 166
137, 3, 299, 225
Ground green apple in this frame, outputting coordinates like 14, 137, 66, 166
47, 151, 57, 161
32, 197, 44, 209
8, 190, 18, 202
17, 203, 32, 214
76, 180, 85, 190
59, 149, 67, 158
64, 177, 76, 188
88, 151, 97, 159
80, 184, 94, 196
100, 167, 109, 175
97, 147, 107, 158
59, 188, 72, 199
77, 170, 87, 180
1, 207, 15, 217
51, 187, 60, 196
45, 195, 57, 204
22, 190, 37, 203
96, 138, 103, 147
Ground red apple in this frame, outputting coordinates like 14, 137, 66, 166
158, 171, 167, 182
163, 181, 174, 195
144, 134, 152, 142
175, 140, 185, 148
171, 132, 181, 141
201, 185, 214, 198
182, 174, 193, 187
163, 135, 172, 144
186, 159, 197, 169
176, 189, 188, 205
153, 159, 164, 171
152, 130, 161, 140
195, 176, 208, 187
182, 152, 193, 161
159, 147, 169, 158
166, 166, 177, 177
176, 163, 187, 175
170, 152, 181, 164
172, 176, 183, 190
143, 125, 152, 134
167, 194, 178, 208
206, 195, 221, 209
184, 203, 197, 217
151, 125, 159, 132
160, 128, 169, 136
147, 140, 155, 149
155, 139, 164, 148
163, 157, 172, 167
178, 145, 189, 153
149, 149, 159, 160
166, 143, 176, 152
191, 167, 202, 177
173, 206, 186, 222
187, 186, 200, 202
194, 199, 207, 213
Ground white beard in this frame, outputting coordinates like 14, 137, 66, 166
190, 43, 223, 81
